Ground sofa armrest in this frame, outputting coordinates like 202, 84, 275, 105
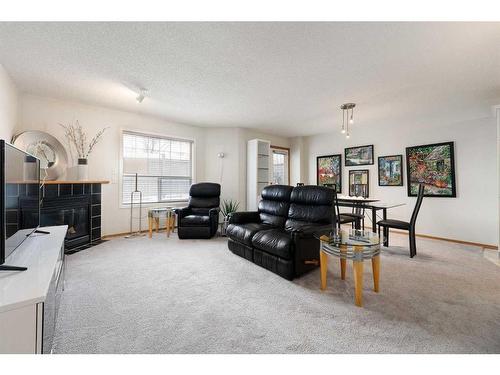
208, 207, 220, 236
287, 224, 333, 239
209, 207, 220, 216
228, 211, 260, 225
175, 207, 192, 220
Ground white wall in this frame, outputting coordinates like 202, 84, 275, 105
290, 136, 307, 186
17, 94, 291, 235
0, 64, 18, 142
304, 117, 498, 246
18, 94, 207, 236
203, 127, 290, 210
204, 127, 244, 204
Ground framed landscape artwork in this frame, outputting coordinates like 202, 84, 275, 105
378, 155, 403, 186
345, 145, 374, 166
317, 154, 341, 192
349, 169, 369, 197
406, 141, 456, 197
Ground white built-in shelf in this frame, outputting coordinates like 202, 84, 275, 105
247, 139, 271, 211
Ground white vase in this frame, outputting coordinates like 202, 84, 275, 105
77, 158, 89, 181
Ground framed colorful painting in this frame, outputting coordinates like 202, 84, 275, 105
345, 144, 374, 166
406, 141, 456, 197
378, 155, 403, 186
316, 154, 341, 192
349, 169, 369, 197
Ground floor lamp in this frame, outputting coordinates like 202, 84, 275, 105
123, 159, 147, 238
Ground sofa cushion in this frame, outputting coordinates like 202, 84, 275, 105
287, 204, 332, 224
188, 182, 221, 209
261, 185, 293, 201
229, 211, 260, 225
287, 185, 333, 226
290, 185, 333, 205
258, 200, 290, 227
190, 207, 210, 215
226, 223, 270, 246
252, 228, 293, 260
285, 220, 331, 235
257, 185, 293, 227
181, 215, 210, 226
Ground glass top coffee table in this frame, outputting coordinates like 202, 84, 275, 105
148, 207, 176, 238
314, 228, 381, 307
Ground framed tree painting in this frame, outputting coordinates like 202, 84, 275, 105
316, 154, 342, 192
406, 141, 456, 197
349, 169, 369, 197
345, 145, 374, 166
378, 155, 403, 186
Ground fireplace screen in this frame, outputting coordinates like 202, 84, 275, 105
40, 207, 89, 241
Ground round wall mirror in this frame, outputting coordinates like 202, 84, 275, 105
12, 131, 68, 181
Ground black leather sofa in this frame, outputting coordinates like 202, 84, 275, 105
227, 185, 333, 280
176, 183, 221, 239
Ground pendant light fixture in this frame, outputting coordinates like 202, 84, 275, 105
340, 103, 356, 139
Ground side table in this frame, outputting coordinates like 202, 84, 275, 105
148, 207, 176, 238
314, 228, 381, 307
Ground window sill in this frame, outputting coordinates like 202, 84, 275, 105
119, 201, 188, 210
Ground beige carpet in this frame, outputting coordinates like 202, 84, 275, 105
53, 231, 500, 353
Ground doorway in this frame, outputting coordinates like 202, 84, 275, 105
270, 146, 290, 185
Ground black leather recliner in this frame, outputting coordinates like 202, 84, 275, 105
227, 185, 333, 280
177, 183, 221, 239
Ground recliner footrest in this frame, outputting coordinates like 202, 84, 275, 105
253, 248, 294, 280
228, 239, 253, 262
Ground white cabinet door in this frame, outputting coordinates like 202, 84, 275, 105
0, 304, 37, 354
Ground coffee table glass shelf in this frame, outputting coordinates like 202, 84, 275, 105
314, 228, 381, 307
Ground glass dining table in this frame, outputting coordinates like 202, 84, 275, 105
336, 196, 405, 233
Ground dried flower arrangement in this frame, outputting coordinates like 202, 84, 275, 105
28, 140, 55, 167
59, 120, 109, 160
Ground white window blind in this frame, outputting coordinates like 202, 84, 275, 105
122, 131, 193, 204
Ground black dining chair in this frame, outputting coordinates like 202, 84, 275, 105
325, 184, 364, 230
328, 186, 361, 229
342, 204, 366, 230
377, 183, 425, 257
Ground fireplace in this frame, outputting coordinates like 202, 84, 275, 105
40, 196, 91, 249
20, 182, 104, 253
43, 207, 89, 244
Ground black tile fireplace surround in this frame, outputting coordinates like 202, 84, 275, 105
15, 182, 103, 253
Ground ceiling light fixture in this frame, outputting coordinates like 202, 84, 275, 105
340, 103, 356, 139
136, 89, 148, 103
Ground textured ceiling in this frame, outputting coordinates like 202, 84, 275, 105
0, 22, 499, 136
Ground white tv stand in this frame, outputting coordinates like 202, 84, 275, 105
0, 226, 67, 354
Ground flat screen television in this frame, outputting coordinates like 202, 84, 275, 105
0, 140, 41, 271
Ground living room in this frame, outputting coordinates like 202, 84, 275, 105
0, 1, 499, 372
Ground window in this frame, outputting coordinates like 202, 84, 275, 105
122, 131, 193, 204
271, 147, 289, 185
